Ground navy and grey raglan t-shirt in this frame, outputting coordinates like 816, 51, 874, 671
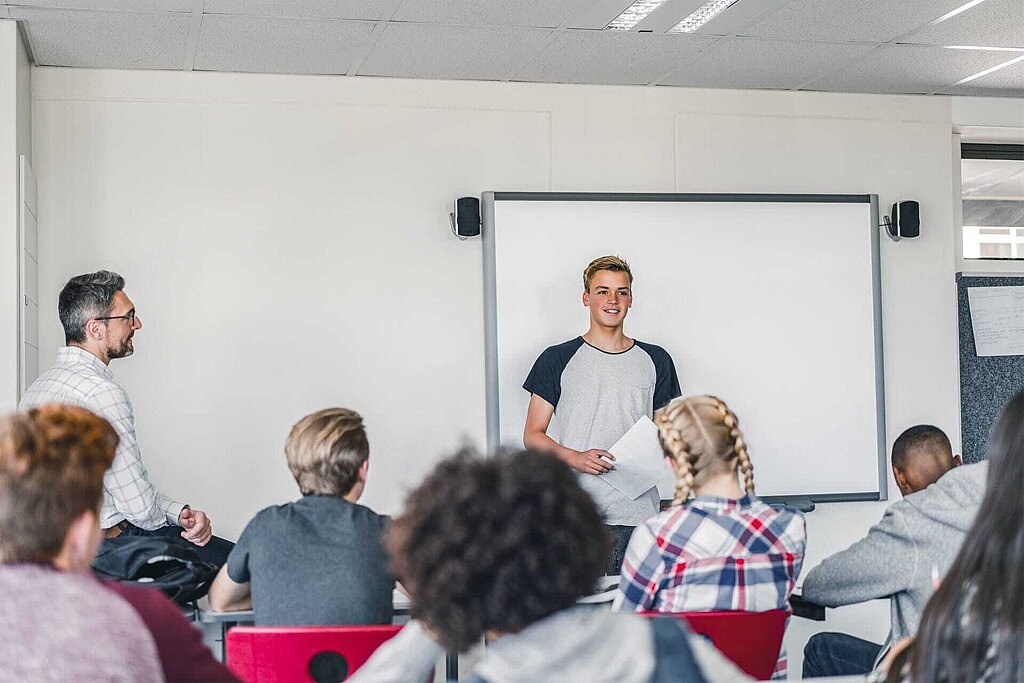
523, 337, 681, 526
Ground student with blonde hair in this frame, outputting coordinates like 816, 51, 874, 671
208, 407, 395, 625
613, 395, 806, 678
524, 255, 681, 574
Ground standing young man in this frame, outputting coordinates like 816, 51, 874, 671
523, 255, 681, 573
20, 270, 233, 566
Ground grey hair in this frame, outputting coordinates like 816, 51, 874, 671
58, 270, 125, 343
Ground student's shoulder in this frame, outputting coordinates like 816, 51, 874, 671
239, 501, 298, 532
757, 501, 807, 543
537, 337, 585, 360
643, 504, 700, 536
633, 340, 673, 362
349, 502, 391, 530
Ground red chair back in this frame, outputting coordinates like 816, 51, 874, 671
644, 609, 788, 680
226, 625, 403, 683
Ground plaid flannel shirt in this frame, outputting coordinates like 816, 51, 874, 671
613, 493, 805, 678
20, 347, 185, 530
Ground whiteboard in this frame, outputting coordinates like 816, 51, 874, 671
482, 193, 886, 503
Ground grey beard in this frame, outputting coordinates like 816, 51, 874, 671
107, 342, 133, 359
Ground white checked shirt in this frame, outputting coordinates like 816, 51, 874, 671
20, 346, 185, 530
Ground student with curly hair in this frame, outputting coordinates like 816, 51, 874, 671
612, 395, 806, 678
353, 449, 749, 682
878, 391, 1024, 683
0, 404, 162, 682
0, 404, 238, 682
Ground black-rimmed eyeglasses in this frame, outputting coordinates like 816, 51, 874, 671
94, 312, 136, 325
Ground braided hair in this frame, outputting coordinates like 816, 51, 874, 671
654, 395, 755, 506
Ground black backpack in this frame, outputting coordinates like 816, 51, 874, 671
92, 536, 219, 604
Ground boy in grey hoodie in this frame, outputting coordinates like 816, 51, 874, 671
801, 461, 987, 677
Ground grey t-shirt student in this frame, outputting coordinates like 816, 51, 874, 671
226, 495, 395, 626
524, 337, 681, 526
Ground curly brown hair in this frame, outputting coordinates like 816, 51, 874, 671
0, 404, 118, 563
386, 449, 610, 651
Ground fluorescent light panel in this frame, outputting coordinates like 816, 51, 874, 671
669, 0, 740, 33
605, 0, 670, 31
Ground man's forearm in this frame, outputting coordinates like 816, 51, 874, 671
523, 431, 577, 464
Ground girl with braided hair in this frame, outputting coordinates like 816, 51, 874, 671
612, 395, 807, 678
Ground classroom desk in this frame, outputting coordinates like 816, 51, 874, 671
789, 592, 827, 621
195, 589, 411, 655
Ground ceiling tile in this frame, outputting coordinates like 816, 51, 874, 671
195, 14, 376, 74
807, 44, 1018, 94
9, 1, 191, 9
662, 37, 875, 90
907, 0, 1024, 48
9, 7, 190, 69
357, 22, 553, 80
742, 0, 969, 43
938, 56, 1024, 97
513, 29, 717, 85
203, 0, 389, 21
391, 0, 594, 28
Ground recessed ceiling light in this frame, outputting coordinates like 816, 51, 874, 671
932, 0, 989, 26
605, 0, 670, 31
947, 53, 1024, 88
669, 0, 741, 33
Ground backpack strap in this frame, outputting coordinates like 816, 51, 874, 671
649, 617, 706, 683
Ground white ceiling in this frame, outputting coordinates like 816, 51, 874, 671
2, 0, 1023, 97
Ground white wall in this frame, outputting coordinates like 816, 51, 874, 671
32, 66, 996, 674
0, 20, 31, 411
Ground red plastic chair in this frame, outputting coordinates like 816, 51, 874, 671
226, 625, 403, 683
643, 609, 789, 680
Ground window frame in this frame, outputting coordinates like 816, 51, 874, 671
957, 139, 1024, 274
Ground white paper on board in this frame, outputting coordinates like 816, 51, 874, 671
967, 286, 1024, 357
600, 416, 667, 500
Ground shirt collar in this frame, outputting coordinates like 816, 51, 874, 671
689, 492, 756, 512
56, 346, 113, 380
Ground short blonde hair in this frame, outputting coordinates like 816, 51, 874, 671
285, 408, 369, 497
583, 255, 633, 292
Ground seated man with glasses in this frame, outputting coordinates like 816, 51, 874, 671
20, 270, 233, 566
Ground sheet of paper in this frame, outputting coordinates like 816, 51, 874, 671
968, 286, 1024, 357
600, 415, 667, 500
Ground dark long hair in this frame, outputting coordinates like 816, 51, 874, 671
906, 391, 1024, 682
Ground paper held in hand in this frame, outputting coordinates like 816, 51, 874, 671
600, 416, 667, 500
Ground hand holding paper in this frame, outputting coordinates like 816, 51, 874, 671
600, 416, 667, 500
569, 448, 616, 475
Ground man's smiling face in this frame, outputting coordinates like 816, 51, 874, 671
583, 270, 632, 329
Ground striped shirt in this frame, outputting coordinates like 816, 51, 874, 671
613, 493, 805, 678
20, 346, 185, 530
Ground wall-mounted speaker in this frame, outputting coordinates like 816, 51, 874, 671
450, 197, 481, 240
883, 200, 920, 242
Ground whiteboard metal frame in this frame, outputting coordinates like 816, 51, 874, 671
482, 192, 887, 505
